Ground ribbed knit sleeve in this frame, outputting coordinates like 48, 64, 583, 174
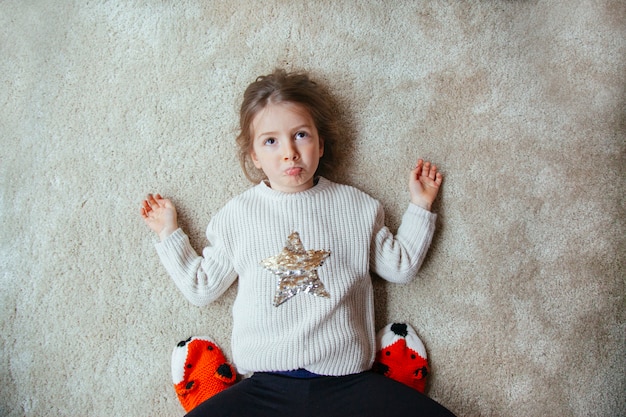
154, 227, 237, 307
370, 203, 437, 284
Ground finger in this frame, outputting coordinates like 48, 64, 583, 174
429, 164, 438, 180
147, 194, 159, 208
435, 172, 443, 185
412, 159, 423, 177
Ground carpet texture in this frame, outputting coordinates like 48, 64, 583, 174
1, 1, 625, 416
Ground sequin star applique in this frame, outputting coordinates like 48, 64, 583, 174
260, 232, 331, 307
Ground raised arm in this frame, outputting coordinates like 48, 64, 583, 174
140, 193, 236, 306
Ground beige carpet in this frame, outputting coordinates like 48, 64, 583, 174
1, 1, 624, 416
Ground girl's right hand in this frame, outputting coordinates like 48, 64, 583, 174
409, 159, 443, 211
140, 193, 179, 241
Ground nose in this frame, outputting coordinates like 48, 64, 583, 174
282, 141, 299, 161
177, 337, 192, 347
390, 323, 408, 337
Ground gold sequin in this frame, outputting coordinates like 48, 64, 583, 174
260, 232, 331, 307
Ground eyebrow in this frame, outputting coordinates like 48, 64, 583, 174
255, 124, 314, 138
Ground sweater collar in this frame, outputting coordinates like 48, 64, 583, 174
255, 176, 331, 199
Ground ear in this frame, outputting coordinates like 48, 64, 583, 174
250, 150, 262, 169
318, 137, 324, 157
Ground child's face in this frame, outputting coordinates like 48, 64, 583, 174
250, 102, 324, 193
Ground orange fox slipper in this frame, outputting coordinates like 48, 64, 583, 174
373, 323, 429, 393
171, 336, 238, 412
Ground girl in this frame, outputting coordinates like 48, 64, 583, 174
141, 69, 454, 417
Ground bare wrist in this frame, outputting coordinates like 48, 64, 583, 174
411, 199, 432, 212
159, 227, 177, 241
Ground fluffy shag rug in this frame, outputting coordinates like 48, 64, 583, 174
1, 1, 624, 416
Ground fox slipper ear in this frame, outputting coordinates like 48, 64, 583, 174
214, 362, 237, 384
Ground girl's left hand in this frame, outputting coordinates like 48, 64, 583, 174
409, 159, 443, 211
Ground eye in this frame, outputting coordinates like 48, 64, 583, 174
263, 137, 276, 145
385, 351, 391, 356
295, 131, 309, 140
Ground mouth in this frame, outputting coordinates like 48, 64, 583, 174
285, 167, 303, 176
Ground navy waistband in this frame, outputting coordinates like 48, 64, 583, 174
269, 369, 323, 379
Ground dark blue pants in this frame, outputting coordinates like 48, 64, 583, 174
186, 371, 456, 417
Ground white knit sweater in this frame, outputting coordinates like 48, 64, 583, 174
155, 177, 436, 376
